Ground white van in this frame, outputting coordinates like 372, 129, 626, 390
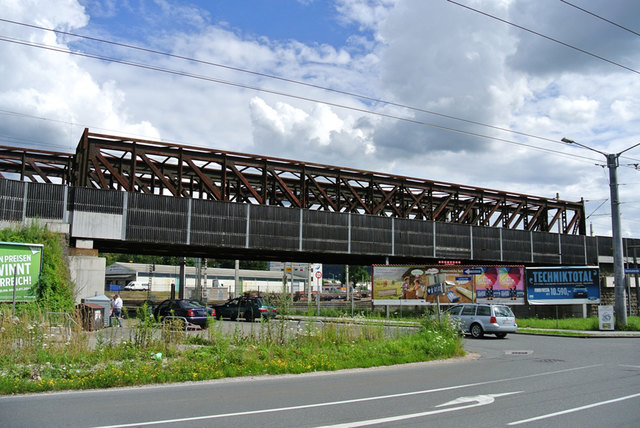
124, 281, 149, 291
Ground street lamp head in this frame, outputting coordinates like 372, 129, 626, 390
561, 137, 575, 144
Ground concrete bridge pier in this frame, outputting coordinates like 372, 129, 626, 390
68, 239, 106, 303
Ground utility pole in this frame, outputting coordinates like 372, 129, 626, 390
562, 138, 640, 327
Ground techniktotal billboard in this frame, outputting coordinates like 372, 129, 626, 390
371, 265, 525, 305
0, 242, 43, 302
526, 266, 600, 305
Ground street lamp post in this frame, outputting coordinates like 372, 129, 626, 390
562, 137, 640, 327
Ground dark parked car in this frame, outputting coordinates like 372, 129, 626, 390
153, 299, 214, 328
188, 300, 215, 316
213, 297, 277, 322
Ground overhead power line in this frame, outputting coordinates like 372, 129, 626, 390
446, 0, 640, 76
1, 17, 638, 166
0, 17, 575, 149
560, 0, 640, 38
0, 34, 606, 164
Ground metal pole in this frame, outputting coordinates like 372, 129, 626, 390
634, 247, 639, 316
316, 269, 320, 316
194, 257, 201, 301
289, 262, 294, 301
307, 264, 312, 302
234, 259, 240, 296
561, 138, 638, 327
436, 284, 441, 322
178, 257, 186, 300
12, 269, 17, 315
147, 263, 153, 303
624, 241, 631, 317
607, 153, 627, 326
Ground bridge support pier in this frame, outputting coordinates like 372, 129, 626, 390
68, 240, 106, 303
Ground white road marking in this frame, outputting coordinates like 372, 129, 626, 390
92, 365, 601, 428
315, 392, 522, 428
508, 392, 640, 425
436, 391, 520, 407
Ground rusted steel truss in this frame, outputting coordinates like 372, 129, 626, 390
0, 145, 73, 184
1, 129, 586, 234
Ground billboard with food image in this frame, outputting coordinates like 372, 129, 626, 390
372, 265, 524, 305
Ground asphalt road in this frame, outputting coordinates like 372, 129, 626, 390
1, 334, 638, 427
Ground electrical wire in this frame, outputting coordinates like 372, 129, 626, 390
560, 0, 640, 38
1, 16, 639, 165
0, 17, 571, 148
586, 199, 609, 218
0, 34, 606, 164
446, 0, 640, 76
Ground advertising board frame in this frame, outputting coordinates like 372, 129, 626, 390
0, 241, 44, 302
525, 266, 600, 305
371, 265, 525, 306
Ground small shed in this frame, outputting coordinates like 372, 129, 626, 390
83, 294, 111, 319
76, 303, 105, 330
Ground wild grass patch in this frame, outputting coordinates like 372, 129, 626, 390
0, 310, 463, 394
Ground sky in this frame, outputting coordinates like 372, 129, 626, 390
1, 0, 639, 239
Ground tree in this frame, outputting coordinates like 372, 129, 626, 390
341, 265, 370, 288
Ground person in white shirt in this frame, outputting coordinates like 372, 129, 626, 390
110, 294, 123, 327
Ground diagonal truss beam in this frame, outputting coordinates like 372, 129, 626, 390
0, 129, 586, 235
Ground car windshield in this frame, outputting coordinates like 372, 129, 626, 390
494, 306, 514, 317
445, 305, 462, 315
182, 300, 205, 309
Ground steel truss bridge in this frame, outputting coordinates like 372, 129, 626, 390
0, 129, 585, 236
8, 129, 640, 268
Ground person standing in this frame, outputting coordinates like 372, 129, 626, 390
414, 279, 424, 299
110, 294, 123, 327
401, 277, 410, 299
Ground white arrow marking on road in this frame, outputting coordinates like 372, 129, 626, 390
436, 392, 522, 407
315, 392, 522, 428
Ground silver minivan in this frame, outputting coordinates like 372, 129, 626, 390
444, 303, 517, 338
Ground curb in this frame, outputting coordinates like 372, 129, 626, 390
515, 329, 640, 339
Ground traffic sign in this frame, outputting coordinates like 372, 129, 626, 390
625, 268, 640, 274
463, 268, 483, 275
315, 271, 322, 279
427, 284, 443, 295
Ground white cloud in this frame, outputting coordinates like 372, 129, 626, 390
0, 0, 162, 149
249, 96, 375, 163
611, 99, 640, 122
336, 0, 398, 32
550, 96, 599, 123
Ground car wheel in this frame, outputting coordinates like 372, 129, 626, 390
230, 315, 237, 321
216, 314, 222, 320
470, 323, 484, 338
495, 332, 507, 339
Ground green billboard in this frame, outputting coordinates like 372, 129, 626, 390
0, 242, 43, 302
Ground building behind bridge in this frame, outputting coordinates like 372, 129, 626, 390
105, 262, 308, 299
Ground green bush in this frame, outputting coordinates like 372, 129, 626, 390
0, 223, 74, 312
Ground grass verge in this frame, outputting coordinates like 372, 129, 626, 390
0, 311, 463, 395
517, 316, 640, 331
